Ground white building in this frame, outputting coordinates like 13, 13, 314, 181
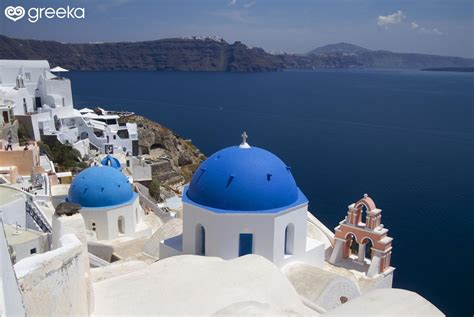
160, 135, 325, 267
0, 60, 138, 156
67, 165, 150, 241
0, 185, 51, 262
77, 107, 138, 156
3, 224, 49, 262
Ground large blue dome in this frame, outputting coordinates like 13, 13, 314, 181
186, 146, 307, 213
68, 166, 135, 208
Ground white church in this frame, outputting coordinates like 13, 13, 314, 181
160, 133, 324, 267
67, 159, 151, 241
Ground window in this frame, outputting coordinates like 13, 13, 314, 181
24, 72, 31, 81
284, 224, 295, 255
94, 130, 104, 138
35, 97, 42, 110
2, 111, 9, 124
195, 224, 206, 255
91, 222, 96, 231
30, 248, 37, 254
239, 233, 253, 256
117, 129, 130, 139
118, 216, 125, 234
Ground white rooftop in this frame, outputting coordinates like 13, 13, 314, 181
325, 288, 444, 316
92, 255, 314, 316
0, 60, 50, 68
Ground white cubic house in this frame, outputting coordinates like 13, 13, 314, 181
0, 60, 138, 156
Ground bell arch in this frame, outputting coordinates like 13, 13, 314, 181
329, 194, 393, 277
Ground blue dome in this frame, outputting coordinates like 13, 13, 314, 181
68, 166, 135, 208
186, 146, 306, 213
101, 155, 121, 170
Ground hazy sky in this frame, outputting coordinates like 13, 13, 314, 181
1, 0, 473, 57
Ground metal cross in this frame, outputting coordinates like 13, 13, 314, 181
241, 131, 248, 144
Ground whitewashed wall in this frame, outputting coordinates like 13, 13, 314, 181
14, 233, 89, 316
181, 202, 321, 267
0, 196, 26, 227
0, 221, 25, 316
80, 197, 142, 241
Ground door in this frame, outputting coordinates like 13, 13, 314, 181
2, 111, 8, 124
239, 233, 253, 256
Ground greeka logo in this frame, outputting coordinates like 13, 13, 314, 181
4, 6, 25, 22
4, 5, 85, 23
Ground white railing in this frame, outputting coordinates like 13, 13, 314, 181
0, 185, 53, 233
25, 198, 52, 233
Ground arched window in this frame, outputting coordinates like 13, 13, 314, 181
195, 224, 205, 255
118, 216, 125, 234
349, 234, 359, 256
360, 237, 374, 260
284, 223, 295, 255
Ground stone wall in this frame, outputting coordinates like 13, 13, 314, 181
150, 159, 183, 185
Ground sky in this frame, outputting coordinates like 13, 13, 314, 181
0, 0, 473, 58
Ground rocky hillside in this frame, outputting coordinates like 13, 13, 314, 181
120, 115, 205, 198
1, 35, 473, 70
306, 42, 474, 69
0, 35, 282, 72
308, 42, 369, 55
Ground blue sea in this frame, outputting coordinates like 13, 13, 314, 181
68, 69, 473, 316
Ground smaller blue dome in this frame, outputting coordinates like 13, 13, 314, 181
68, 166, 135, 208
101, 155, 121, 169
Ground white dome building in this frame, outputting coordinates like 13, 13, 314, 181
160, 136, 324, 267
67, 165, 150, 240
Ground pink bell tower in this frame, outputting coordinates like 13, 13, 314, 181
329, 194, 393, 278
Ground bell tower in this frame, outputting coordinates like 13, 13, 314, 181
329, 194, 393, 278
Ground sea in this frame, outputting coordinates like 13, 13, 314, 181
68, 69, 473, 316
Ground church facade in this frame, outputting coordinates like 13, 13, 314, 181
160, 134, 325, 267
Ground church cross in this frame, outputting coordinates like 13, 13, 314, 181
241, 131, 248, 144
239, 131, 251, 149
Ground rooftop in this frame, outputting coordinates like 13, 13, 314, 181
92, 255, 313, 315
4, 224, 45, 246
0, 186, 24, 206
